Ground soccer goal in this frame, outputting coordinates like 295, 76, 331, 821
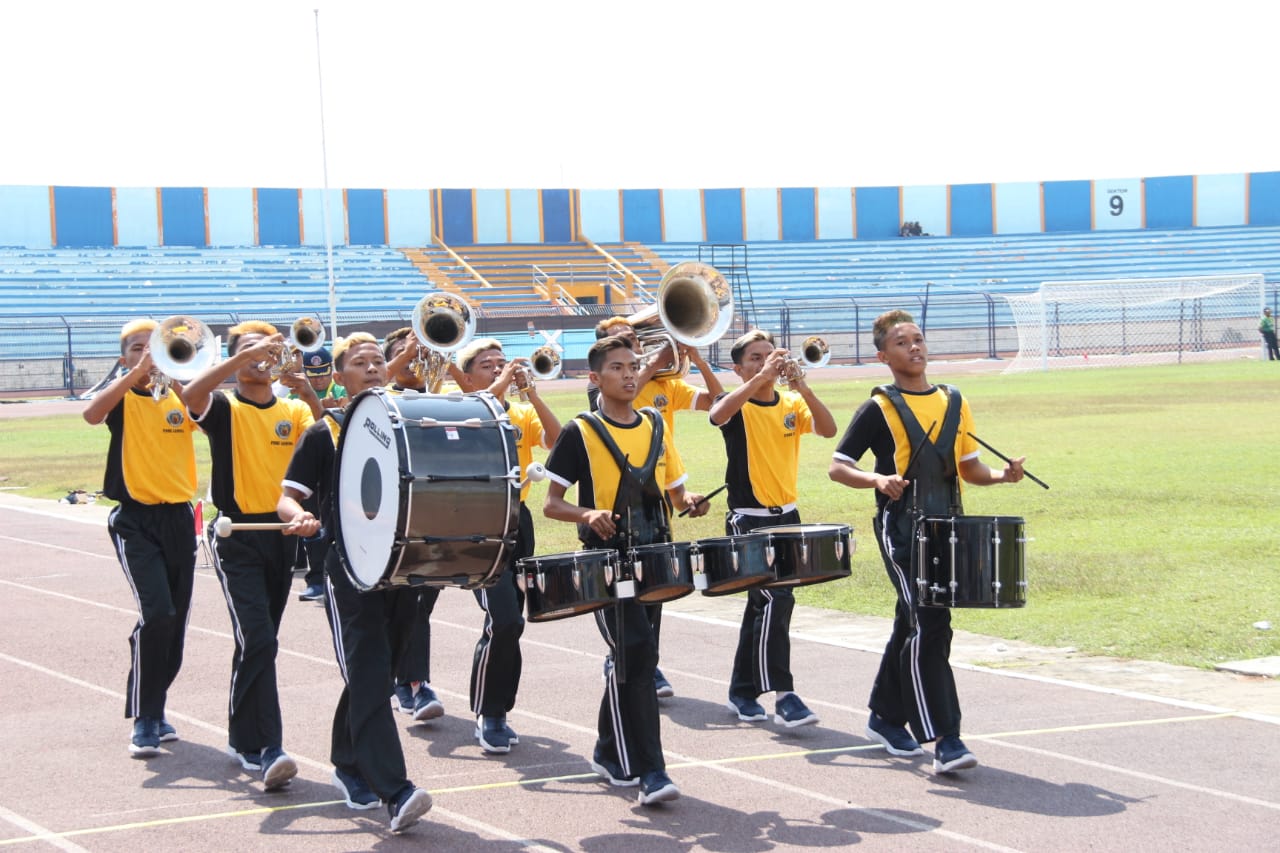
1003, 273, 1265, 372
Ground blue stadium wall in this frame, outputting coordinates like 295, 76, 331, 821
2, 172, 1280, 248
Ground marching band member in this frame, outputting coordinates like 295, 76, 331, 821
709, 329, 837, 728
543, 335, 707, 805
380, 327, 446, 722
83, 319, 200, 758
828, 309, 1025, 773
591, 315, 724, 698
276, 332, 433, 832
182, 321, 315, 791
455, 338, 561, 754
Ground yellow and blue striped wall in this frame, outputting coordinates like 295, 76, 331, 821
2, 172, 1279, 248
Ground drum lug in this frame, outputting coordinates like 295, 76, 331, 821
835, 537, 844, 560
765, 545, 775, 568
572, 567, 582, 591
604, 561, 614, 585
632, 558, 643, 584
731, 549, 739, 573
800, 541, 809, 564
536, 571, 546, 593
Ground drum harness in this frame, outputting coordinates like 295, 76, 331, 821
577, 407, 669, 683
873, 384, 963, 623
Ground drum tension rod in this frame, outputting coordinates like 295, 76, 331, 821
398, 416, 489, 428
418, 474, 509, 482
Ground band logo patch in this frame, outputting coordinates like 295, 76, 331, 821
653, 393, 669, 409
783, 412, 797, 431
165, 410, 185, 427
275, 421, 293, 440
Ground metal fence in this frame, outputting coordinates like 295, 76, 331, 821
4, 286, 1276, 396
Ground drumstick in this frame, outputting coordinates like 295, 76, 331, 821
967, 432, 1050, 490
213, 516, 295, 538
679, 483, 727, 517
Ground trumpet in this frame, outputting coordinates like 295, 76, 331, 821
780, 335, 831, 385
628, 261, 733, 379
513, 345, 561, 397
410, 292, 475, 392
148, 315, 217, 399
256, 316, 327, 378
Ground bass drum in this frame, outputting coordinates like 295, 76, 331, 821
757, 523, 854, 589
518, 549, 618, 622
915, 515, 1026, 608
333, 388, 519, 591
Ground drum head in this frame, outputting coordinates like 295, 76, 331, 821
334, 390, 405, 589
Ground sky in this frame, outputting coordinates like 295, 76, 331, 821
1, 0, 1274, 191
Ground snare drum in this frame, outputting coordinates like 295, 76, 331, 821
757, 523, 854, 589
518, 549, 618, 622
694, 534, 774, 596
627, 541, 695, 604
914, 515, 1026, 608
333, 388, 519, 591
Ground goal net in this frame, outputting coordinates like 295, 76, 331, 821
1003, 274, 1265, 372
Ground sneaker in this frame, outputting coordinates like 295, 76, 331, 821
637, 770, 680, 805
298, 583, 324, 602
227, 745, 263, 772
476, 715, 518, 754
412, 685, 445, 722
129, 717, 161, 758
774, 693, 819, 728
260, 746, 298, 790
727, 693, 768, 722
602, 654, 613, 682
332, 767, 381, 810
865, 712, 923, 756
393, 684, 416, 714
158, 719, 179, 743
933, 735, 978, 774
654, 667, 675, 699
388, 786, 433, 833
588, 752, 640, 787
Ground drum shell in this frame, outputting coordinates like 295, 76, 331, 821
518, 549, 617, 622
757, 523, 853, 589
915, 516, 1026, 608
627, 541, 695, 604
333, 389, 518, 591
694, 534, 773, 596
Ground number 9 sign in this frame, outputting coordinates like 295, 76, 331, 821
1095, 179, 1141, 230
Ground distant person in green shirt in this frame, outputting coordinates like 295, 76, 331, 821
1261, 308, 1279, 361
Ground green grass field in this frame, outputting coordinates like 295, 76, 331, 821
3, 360, 1277, 669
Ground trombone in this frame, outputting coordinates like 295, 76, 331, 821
409, 292, 475, 392
627, 261, 733, 379
148, 315, 217, 399
780, 335, 831, 385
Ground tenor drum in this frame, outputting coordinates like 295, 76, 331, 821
333, 388, 519, 591
757, 523, 854, 589
518, 549, 618, 622
627, 541, 695, 604
694, 534, 774, 596
915, 515, 1027, 608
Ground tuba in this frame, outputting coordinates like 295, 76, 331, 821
410, 292, 475, 392
148, 315, 217, 399
628, 261, 733, 379
781, 335, 831, 385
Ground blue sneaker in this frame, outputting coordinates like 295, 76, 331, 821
157, 719, 178, 743
654, 667, 675, 699
298, 583, 324, 602
332, 767, 381, 810
260, 746, 298, 790
728, 694, 768, 722
412, 685, 444, 722
388, 785, 433, 833
774, 693, 818, 728
227, 746, 262, 772
933, 735, 978, 774
393, 684, 415, 714
637, 770, 680, 805
476, 715, 518, 754
865, 711, 923, 756
589, 751, 639, 787
129, 717, 161, 758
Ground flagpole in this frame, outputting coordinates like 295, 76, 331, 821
313, 8, 338, 343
